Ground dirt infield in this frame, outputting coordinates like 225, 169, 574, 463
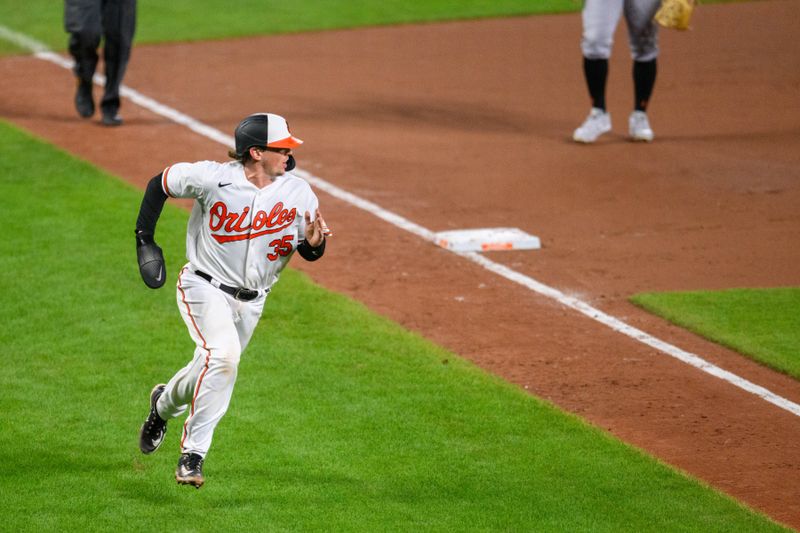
2, 0, 799, 527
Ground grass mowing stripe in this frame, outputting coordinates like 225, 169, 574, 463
0, 124, 787, 531
631, 288, 800, 380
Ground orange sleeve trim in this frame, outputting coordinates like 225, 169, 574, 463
162, 165, 173, 197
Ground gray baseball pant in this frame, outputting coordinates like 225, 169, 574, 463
580, 0, 661, 62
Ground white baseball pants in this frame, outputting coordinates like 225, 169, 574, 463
156, 266, 266, 458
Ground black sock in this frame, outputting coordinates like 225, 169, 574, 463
633, 59, 657, 112
583, 57, 608, 111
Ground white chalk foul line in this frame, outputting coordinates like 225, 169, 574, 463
4, 25, 798, 418
464, 253, 800, 416
0, 25, 50, 54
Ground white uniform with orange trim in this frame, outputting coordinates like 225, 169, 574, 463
154, 160, 319, 458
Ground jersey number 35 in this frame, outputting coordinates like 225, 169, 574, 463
267, 235, 294, 261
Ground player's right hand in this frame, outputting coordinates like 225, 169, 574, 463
135, 231, 167, 289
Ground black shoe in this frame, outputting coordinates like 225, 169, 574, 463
74, 80, 94, 118
101, 112, 123, 127
176, 453, 205, 488
139, 384, 167, 454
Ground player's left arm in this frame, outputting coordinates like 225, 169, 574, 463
297, 208, 329, 261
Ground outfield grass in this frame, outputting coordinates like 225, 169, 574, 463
0, 0, 584, 56
631, 288, 800, 380
0, 121, 789, 531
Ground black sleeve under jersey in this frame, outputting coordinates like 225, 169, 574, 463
135, 173, 168, 236
297, 238, 325, 261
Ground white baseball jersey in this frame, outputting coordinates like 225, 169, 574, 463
162, 160, 319, 291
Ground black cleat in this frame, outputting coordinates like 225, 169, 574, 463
139, 384, 167, 454
101, 112, 123, 127
175, 453, 205, 488
74, 79, 94, 118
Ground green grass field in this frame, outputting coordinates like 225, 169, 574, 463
631, 288, 800, 380
0, 121, 788, 531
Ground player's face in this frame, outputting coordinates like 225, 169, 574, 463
258, 147, 292, 177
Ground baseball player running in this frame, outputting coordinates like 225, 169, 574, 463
135, 113, 329, 488
573, 0, 662, 143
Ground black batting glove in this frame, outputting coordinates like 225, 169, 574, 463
135, 230, 167, 289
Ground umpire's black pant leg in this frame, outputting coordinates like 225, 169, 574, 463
100, 0, 137, 115
64, 0, 102, 83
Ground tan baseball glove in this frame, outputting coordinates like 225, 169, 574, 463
654, 0, 697, 30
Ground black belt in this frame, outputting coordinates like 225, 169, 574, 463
194, 270, 261, 302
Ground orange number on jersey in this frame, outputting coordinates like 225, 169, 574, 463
267, 235, 294, 261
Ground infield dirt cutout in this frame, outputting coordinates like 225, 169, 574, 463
2, 0, 799, 527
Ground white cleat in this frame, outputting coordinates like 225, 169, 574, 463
573, 107, 612, 143
629, 110, 654, 142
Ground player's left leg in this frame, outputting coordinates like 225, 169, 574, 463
625, 0, 661, 141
